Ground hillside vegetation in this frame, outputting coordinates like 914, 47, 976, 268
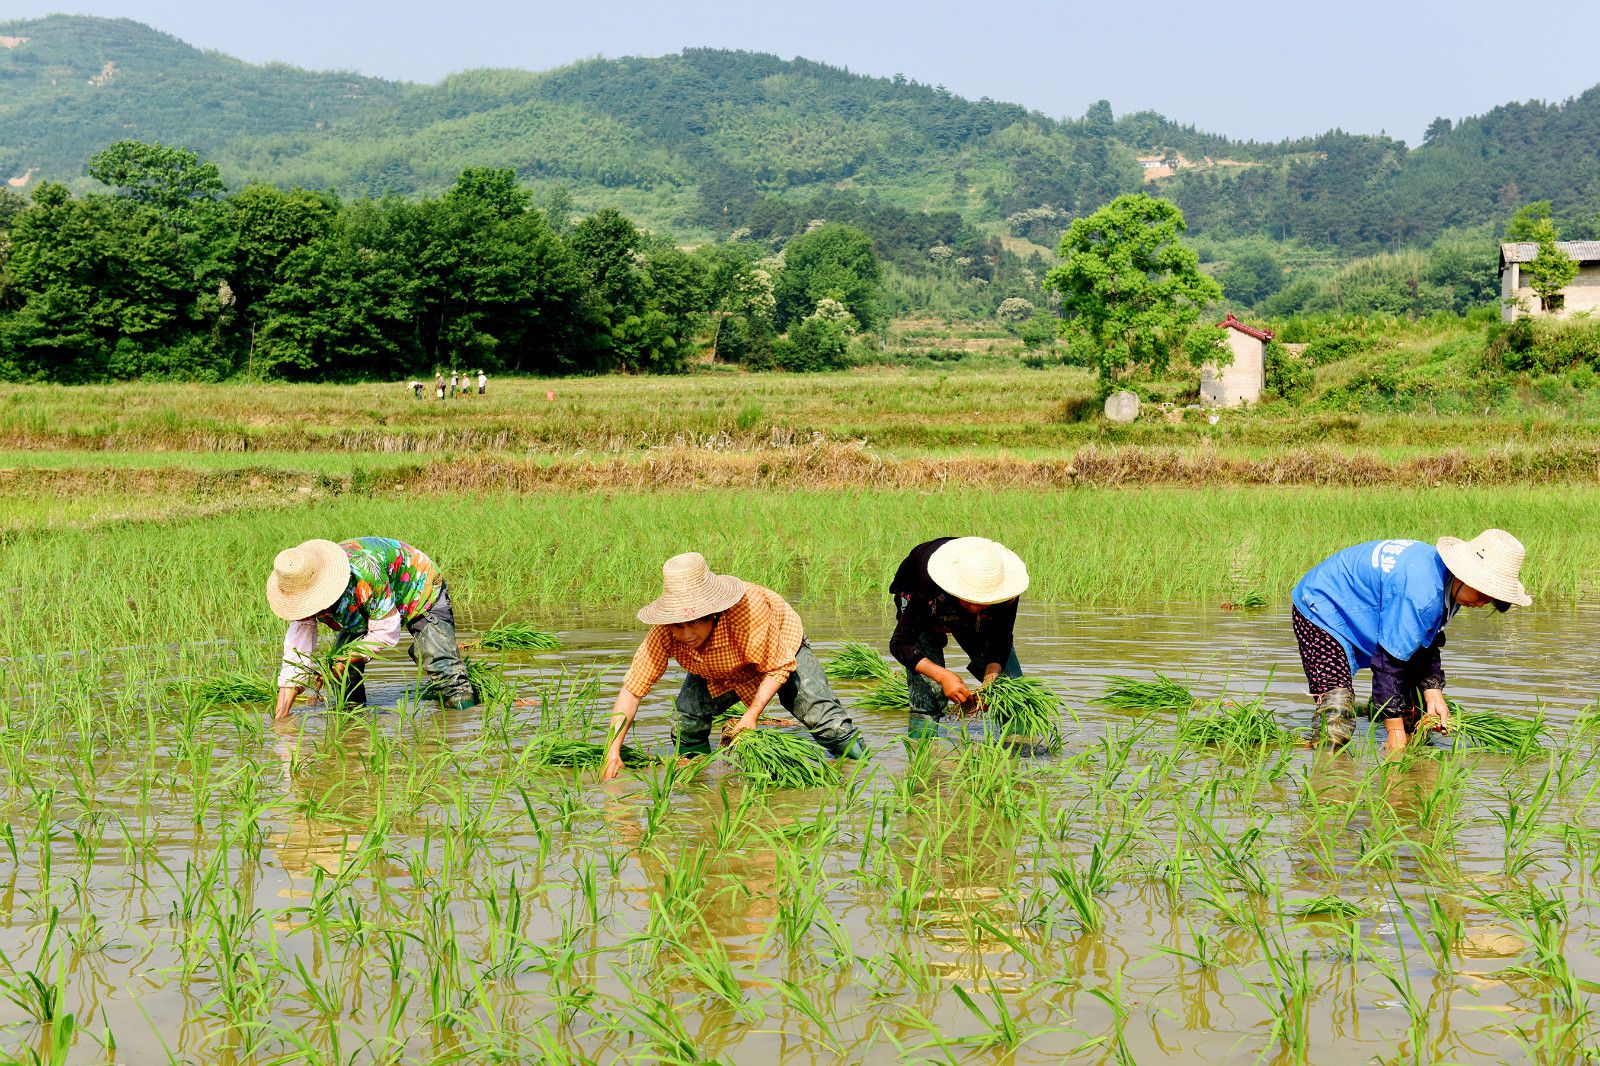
6, 15, 1600, 254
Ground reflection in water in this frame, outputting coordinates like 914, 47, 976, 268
0, 602, 1596, 1062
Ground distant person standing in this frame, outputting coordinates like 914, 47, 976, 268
449, 372, 458, 399
409, 380, 422, 400
477, 370, 487, 395
435, 374, 445, 400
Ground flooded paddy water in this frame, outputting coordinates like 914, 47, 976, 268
2, 600, 1599, 1063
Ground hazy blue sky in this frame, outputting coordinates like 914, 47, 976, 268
9, 0, 1599, 144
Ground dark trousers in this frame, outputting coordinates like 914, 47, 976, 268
330, 582, 472, 706
672, 645, 859, 756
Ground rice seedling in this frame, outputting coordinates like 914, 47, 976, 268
476, 622, 562, 651
1220, 590, 1269, 610
1176, 699, 1295, 748
825, 641, 896, 683
187, 671, 276, 706
1093, 674, 1194, 712
715, 727, 839, 788
857, 675, 911, 712
977, 675, 1063, 749
421, 656, 516, 706
1433, 700, 1546, 754
1287, 895, 1368, 920
522, 736, 656, 771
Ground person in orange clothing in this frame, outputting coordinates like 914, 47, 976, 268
601, 552, 866, 781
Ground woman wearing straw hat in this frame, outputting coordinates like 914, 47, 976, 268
600, 552, 866, 782
266, 537, 477, 719
1290, 530, 1531, 752
889, 537, 1029, 739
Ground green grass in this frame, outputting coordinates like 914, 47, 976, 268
714, 727, 840, 788
825, 641, 897, 683
1094, 674, 1196, 711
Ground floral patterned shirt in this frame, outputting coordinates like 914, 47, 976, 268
316, 537, 442, 635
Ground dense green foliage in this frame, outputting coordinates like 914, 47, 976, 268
0, 142, 902, 381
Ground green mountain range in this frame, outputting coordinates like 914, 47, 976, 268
4, 14, 1598, 251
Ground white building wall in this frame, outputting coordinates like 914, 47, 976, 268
1200, 330, 1265, 407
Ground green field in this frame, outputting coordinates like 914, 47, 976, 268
1, 376, 1598, 1064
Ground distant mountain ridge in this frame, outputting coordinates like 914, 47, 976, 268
4, 15, 1599, 251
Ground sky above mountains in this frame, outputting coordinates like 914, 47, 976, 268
13, 0, 1600, 144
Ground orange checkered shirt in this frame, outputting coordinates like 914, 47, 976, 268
622, 584, 804, 704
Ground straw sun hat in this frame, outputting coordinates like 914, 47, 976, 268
266, 539, 352, 620
637, 552, 746, 625
927, 537, 1029, 605
1437, 529, 1532, 608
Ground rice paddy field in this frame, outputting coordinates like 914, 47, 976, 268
7, 375, 1600, 1064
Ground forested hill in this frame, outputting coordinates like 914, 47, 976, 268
5, 14, 1600, 252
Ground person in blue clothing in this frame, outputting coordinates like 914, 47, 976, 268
1290, 529, 1531, 751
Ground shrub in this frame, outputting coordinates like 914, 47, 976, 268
773, 316, 853, 372
1264, 342, 1313, 404
1301, 335, 1370, 365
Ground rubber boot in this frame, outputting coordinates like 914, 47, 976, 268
443, 692, 477, 711
1316, 687, 1358, 747
837, 736, 869, 760
908, 711, 942, 740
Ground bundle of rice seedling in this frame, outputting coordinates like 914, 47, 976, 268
825, 641, 896, 683
978, 675, 1063, 749
1289, 895, 1369, 920
423, 657, 516, 705
1177, 699, 1293, 748
190, 671, 276, 706
1093, 674, 1195, 711
718, 727, 838, 788
1220, 591, 1269, 611
524, 736, 655, 770
857, 675, 911, 712
478, 623, 562, 651
1439, 700, 1545, 754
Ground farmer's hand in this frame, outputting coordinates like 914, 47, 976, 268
1422, 688, 1451, 733
939, 670, 973, 706
722, 709, 760, 746
601, 750, 625, 782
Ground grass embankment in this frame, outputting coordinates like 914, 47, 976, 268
9, 369, 1600, 458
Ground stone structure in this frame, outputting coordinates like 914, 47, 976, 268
1498, 241, 1600, 322
1103, 390, 1140, 424
1200, 314, 1271, 407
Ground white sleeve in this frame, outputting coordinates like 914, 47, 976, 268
364, 610, 402, 652
277, 619, 318, 688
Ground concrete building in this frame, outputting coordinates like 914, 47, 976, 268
1498, 241, 1600, 322
1201, 314, 1271, 407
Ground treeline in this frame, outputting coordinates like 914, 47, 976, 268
0, 141, 901, 382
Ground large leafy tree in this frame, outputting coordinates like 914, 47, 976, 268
773, 223, 881, 331
1523, 218, 1578, 313
1045, 193, 1222, 384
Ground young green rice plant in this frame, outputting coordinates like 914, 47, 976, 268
422, 656, 515, 706
715, 727, 839, 789
1436, 699, 1546, 754
523, 736, 655, 771
825, 641, 896, 683
858, 675, 911, 712
188, 671, 276, 706
1176, 698, 1294, 749
476, 622, 562, 651
1093, 674, 1194, 712
1287, 895, 1369, 921
978, 675, 1063, 750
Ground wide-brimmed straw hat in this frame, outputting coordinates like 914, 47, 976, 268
927, 537, 1029, 605
1437, 529, 1532, 607
266, 539, 351, 620
636, 552, 746, 625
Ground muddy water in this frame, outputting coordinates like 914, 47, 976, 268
1, 602, 1597, 1063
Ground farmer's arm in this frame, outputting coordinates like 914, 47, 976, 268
731, 671, 787, 734
275, 619, 318, 720
603, 633, 670, 781
979, 598, 1019, 683
890, 591, 973, 703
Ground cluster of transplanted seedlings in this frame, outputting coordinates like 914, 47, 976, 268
0, 620, 1590, 1066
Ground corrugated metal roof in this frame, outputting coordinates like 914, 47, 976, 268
1500, 240, 1600, 264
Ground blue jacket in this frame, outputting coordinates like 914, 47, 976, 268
1291, 539, 1454, 678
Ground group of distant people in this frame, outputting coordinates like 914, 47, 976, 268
409, 371, 487, 400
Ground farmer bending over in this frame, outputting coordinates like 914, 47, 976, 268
267, 537, 477, 719
602, 552, 865, 781
890, 537, 1029, 738
1291, 530, 1530, 752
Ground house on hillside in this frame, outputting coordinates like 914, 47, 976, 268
1201, 314, 1271, 407
1498, 241, 1600, 322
